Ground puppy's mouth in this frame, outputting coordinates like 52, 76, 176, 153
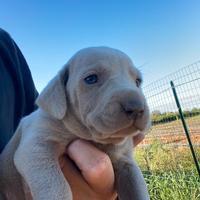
86, 109, 150, 144
91, 121, 142, 144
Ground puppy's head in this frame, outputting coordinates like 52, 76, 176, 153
36, 47, 150, 144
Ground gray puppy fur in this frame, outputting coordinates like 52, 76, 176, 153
0, 47, 150, 200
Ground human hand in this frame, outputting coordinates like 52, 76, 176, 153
59, 133, 144, 200
59, 139, 116, 200
133, 132, 145, 146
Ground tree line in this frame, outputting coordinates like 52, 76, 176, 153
151, 108, 200, 125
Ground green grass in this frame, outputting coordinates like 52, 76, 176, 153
144, 171, 200, 200
134, 140, 200, 200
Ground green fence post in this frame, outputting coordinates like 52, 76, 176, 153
170, 81, 200, 178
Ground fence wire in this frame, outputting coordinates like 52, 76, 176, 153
136, 60, 200, 199
141, 60, 200, 147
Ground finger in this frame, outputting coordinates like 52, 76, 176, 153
67, 139, 116, 196
133, 133, 145, 146
59, 155, 95, 200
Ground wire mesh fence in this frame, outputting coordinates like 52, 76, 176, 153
140, 60, 200, 148
135, 60, 200, 199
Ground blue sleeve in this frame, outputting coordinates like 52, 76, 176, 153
0, 28, 38, 153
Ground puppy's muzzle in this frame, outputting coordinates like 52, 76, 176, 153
119, 91, 145, 120
121, 99, 144, 119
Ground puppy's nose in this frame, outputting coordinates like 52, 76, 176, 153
121, 99, 144, 118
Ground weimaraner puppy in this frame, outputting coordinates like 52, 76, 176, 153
0, 47, 150, 200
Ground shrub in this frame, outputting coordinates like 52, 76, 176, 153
151, 108, 200, 125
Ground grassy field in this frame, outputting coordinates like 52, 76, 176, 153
135, 140, 200, 200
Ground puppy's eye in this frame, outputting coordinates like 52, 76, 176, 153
84, 74, 98, 84
136, 78, 142, 87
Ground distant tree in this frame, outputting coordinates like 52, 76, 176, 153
152, 110, 161, 115
191, 107, 200, 115
151, 107, 200, 125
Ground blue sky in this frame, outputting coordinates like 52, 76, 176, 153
0, 0, 200, 92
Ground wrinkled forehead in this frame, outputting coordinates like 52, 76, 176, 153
68, 47, 141, 78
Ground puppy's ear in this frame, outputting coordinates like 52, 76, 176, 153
36, 66, 69, 120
